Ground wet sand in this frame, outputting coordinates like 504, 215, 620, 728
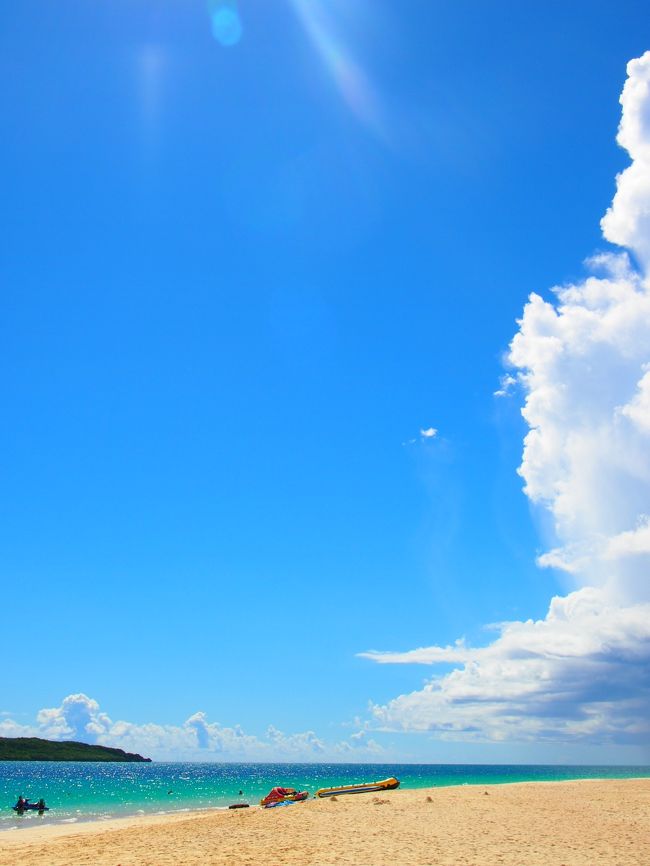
1, 778, 649, 866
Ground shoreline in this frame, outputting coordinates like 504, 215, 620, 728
0, 804, 228, 837
1, 777, 649, 865
2, 769, 650, 836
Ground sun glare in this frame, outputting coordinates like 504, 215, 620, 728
208, 0, 243, 47
289, 0, 385, 139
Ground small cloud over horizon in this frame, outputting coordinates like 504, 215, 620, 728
403, 426, 439, 446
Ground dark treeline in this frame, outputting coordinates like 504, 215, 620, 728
0, 737, 151, 762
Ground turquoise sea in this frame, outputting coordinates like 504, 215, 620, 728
2, 762, 649, 831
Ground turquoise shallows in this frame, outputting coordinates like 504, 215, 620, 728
2, 762, 649, 829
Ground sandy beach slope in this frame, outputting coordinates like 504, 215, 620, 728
1, 778, 649, 866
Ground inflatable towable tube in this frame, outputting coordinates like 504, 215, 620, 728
315, 777, 399, 798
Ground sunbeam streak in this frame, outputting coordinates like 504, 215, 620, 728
289, 0, 385, 138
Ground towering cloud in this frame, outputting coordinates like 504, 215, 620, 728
36, 693, 112, 743
602, 52, 650, 267
362, 53, 650, 748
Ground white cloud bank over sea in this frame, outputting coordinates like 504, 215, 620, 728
362, 53, 650, 752
0, 693, 382, 762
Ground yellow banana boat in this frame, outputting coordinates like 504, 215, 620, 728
315, 777, 399, 798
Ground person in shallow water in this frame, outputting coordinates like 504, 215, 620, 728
13, 796, 47, 812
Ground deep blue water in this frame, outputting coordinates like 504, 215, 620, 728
2, 762, 649, 830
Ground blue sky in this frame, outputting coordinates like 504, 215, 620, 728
2, 1, 650, 763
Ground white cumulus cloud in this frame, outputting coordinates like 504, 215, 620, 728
37, 693, 113, 743
601, 51, 650, 268
511, 250, 650, 601
366, 588, 650, 744
363, 52, 650, 750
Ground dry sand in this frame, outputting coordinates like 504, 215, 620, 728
1, 778, 649, 866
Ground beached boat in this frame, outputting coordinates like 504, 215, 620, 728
260, 787, 309, 807
315, 777, 400, 798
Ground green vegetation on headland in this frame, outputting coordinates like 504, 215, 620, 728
0, 737, 151, 762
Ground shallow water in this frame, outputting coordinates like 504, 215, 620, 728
2, 761, 649, 830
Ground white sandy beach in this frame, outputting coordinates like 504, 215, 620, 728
1, 778, 649, 866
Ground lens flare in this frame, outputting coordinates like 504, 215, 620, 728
289, 0, 385, 139
208, 0, 243, 47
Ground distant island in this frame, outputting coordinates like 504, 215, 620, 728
0, 737, 151, 762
